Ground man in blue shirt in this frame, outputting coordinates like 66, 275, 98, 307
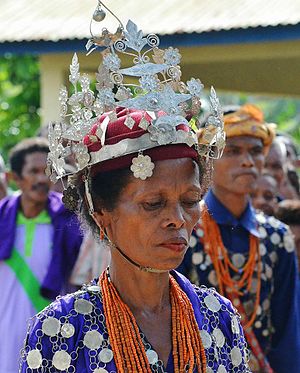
179, 104, 300, 373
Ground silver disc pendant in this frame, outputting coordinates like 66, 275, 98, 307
52, 350, 71, 370
98, 348, 113, 363
146, 349, 159, 365
213, 328, 225, 347
231, 346, 242, 367
61, 323, 75, 338
27, 349, 42, 369
200, 329, 212, 349
217, 365, 227, 373
231, 253, 246, 268
74, 298, 93, 314
42, 317, 61, 337
192, 252, 203, 265
84, 330, 103, 350
204, 294, 221, 312
231, 316, 240, 334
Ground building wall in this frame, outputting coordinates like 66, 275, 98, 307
40, 39, 300, 123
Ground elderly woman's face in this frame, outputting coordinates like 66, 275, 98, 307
99, 158, 201, 271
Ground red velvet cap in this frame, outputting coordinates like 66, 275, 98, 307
83, 107, 198, 176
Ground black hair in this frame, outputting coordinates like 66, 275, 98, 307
9, 137, 49, 176
276, 199, 300, 225
75, 156, 212, 237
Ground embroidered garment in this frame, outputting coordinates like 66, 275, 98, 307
20, 271, 250, 372
178, 190, 300, 373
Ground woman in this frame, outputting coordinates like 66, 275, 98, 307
20, 111, 250, 373
20, 6, 250, 372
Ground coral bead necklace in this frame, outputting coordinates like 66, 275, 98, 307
100, 269, 206, 373
199, 202, 261, 329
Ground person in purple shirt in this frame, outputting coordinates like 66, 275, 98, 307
0, 137, 82, 373
178, 105, 300, 373
19, 14, 250, 370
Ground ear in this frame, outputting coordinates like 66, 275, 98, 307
92, 208, 112, 230
9, 171, 22, 188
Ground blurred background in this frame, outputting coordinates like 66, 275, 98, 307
0, 0, 300, 163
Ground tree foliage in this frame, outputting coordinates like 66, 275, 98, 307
219, 92, 300, 152
0, 54, 40, 163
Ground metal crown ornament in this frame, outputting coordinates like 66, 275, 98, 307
46, 0, 225, 185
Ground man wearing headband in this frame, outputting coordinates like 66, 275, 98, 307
179, 104, 300, 372
20, 6, 250, 372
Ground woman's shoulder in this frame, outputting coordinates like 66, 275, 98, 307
37, 284, 102, 320
20, 284, 106, 371
194, 284, 238, 316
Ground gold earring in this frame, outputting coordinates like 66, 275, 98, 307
99, 224, 105, 240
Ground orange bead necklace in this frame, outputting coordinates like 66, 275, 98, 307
199, 202, 261, 329
100, 269, 206, 373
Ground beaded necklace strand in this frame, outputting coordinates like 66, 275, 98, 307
100, 269, 206, 373
200, 202, 261, 329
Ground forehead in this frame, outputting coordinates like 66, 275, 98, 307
124, 158, 200, 196
225, 135, 263, 148
23, 152, 48, 168
257, 175, 277, 189
267, 142, 286, 161
290, 225, 300, 239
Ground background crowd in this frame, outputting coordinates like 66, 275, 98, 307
0, 108, 299, 372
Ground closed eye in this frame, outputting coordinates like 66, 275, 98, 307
142, 201, 164, 211
182, 200, 201, 208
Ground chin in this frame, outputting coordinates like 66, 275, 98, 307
166, 257, 185, 271
234, 183, 256, 196
31, 193, 49, 204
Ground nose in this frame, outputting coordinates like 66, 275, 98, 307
37, 169, 49, 183
241, 151, 254, 167
252, 195, 265, 209
163, 203, 185, 229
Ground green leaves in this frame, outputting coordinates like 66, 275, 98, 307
0, 54, 40, 163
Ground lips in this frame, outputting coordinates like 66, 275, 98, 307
235, 171, 258, 179
32, 184, 49, 193
159, 237, 188, 252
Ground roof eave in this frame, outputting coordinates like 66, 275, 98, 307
1, 23, 300, 55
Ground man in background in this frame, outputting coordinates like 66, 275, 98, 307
250, 173, 278, 216
265, 137, 299, 200
0, 137, 82, 373
179, 104, 299, 372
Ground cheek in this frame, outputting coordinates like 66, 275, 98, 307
255, 156, 265, 171
185, 206, 201, 229
213, 160, 230, 181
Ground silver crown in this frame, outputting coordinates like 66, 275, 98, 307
46, 1, 225, 185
